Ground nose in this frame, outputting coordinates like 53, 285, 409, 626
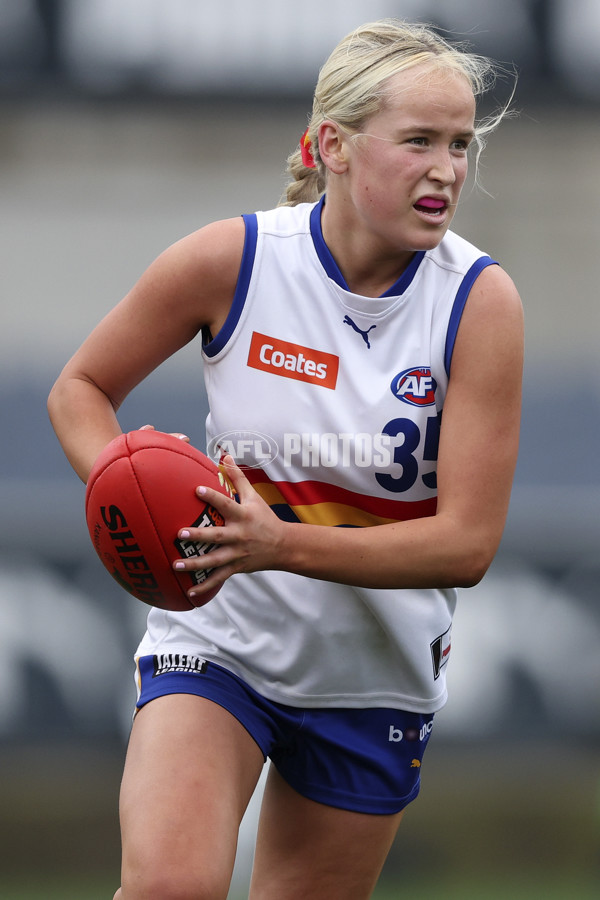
428, 148, 457, 185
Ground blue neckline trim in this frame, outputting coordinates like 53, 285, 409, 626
309, 195, 426, 297
444, 256, 498, 375
202, 213, 258, 358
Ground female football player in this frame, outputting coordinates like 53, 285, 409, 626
49, 19, 522, 900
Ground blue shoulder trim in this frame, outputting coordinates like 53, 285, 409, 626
444, 256, 498, 376
202, 213, 258, 358
310, 195, 425, 296
381, 249, 426, 297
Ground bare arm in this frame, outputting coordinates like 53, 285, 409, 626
48, 217, 245, 482
176, 263, 524, 594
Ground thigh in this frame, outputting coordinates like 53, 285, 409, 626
249, 765, 404, 900
119, 693, 264, 900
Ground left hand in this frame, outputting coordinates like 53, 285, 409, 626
173, 455, 287, 603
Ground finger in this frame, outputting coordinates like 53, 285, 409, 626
173, 543, 230, 575
194, 484, 241, 519
174, 526, 230, 555
173, 516, 251, 575
218, 454, 255, 501
138, 424, 190, 442
188, 565, 233, 605
172, 551, 238, 604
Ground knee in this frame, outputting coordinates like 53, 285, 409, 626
119, 868, 229, 900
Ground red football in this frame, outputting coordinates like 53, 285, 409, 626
85, 430, 232, 611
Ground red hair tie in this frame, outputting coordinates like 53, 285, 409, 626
300, 128, 316, 169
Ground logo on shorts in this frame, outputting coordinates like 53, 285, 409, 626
152, 653, 207, 677
431, 626, 452, 679
390, 366, 437, 406
388, 721, 433, 742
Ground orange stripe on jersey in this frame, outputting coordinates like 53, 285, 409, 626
279, 501, 399, 527
245, 469, 437, 525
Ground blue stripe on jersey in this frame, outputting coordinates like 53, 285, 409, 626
203, 213, 259, 358
443, 256, 498, 375
310, 196, 426, 297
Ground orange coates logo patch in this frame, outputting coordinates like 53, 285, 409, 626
247, 332, 339, 390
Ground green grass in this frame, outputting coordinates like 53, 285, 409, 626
375, 875, 600, 900
0, 878, 117, 900
0, 873, 597, 900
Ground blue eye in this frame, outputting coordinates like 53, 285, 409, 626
451, 138, 473, 152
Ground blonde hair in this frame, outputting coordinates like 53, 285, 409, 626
279, 19, 514, 206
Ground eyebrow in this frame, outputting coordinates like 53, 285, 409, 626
402, 125, 476, 139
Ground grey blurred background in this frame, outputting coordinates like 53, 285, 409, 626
0, 1, 598, 897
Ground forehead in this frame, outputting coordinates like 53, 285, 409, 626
374, 64, 476, 127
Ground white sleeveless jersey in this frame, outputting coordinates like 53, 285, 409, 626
136, 198, 497, 713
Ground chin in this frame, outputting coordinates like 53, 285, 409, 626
413, 223, 453, 250
410, 234, 448, 252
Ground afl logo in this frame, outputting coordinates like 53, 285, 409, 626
207, 429, 279, 469
390, 367, 437, 407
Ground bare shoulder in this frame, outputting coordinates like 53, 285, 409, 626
156, 216, 246, 298
182, 216, 247, 275
444, 262, 524, 432
137, 216, 246, 335
452, 263, 524, 376
463, 263, 523, 330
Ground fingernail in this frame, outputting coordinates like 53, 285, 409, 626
174, 561, 186, 570
179, 530, 191, 539
197, 486, 207, 495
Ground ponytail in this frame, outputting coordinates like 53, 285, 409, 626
278, 140, 327, 207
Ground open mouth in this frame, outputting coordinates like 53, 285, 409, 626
414, 198, 447, 216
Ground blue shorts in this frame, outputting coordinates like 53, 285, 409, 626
135, 654, 434, 815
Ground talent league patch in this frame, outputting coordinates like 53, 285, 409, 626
152, 653, 207, 677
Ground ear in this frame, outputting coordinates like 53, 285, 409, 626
317, 121, 350, 174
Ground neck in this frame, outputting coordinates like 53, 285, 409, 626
320, 195, 415, 298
